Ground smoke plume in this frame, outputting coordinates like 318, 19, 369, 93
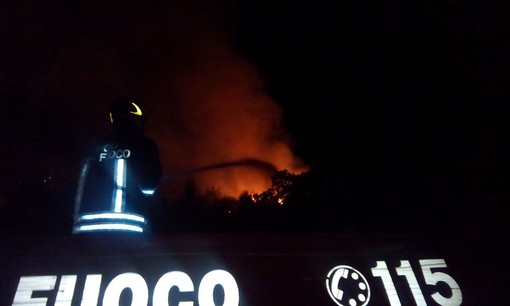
1, 1, 308, 200
148, 34, 308, 197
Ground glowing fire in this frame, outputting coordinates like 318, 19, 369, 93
149, 38, 308, 199
250, 190, 287, 206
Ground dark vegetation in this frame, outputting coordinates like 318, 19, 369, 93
1, 165, 507, 235
151, 169, 507, 235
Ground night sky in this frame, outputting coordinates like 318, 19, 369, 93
1, 0, 509, 234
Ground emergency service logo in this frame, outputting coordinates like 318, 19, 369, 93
326, 265, 371, 306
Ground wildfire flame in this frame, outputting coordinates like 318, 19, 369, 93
151, 53, 308, 198
148, 29, 308, 198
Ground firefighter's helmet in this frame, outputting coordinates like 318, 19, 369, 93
110, 97, 144, 124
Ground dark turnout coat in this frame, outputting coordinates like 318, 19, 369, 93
73, 129, 162, 233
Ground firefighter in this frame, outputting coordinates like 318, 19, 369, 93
73, 97, 162, 233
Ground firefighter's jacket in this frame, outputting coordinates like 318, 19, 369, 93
73, 130, 162, 233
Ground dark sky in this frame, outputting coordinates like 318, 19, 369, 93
1, 0, 509, 233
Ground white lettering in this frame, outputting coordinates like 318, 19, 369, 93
371, 261, 401, 306
99, 149, 131, 162
55, 275, 77, 306
12, 276, 57, 306
420, 259, 462, 306
103, 273, 149, 306
81, 275, 102, 306
369, 259, 463, 306
395, 260, 426, 305
153, 271, 194, 306
12, 270, 239, 306
198, 270, 240, 306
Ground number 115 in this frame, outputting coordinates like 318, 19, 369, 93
371, 259, 462, 306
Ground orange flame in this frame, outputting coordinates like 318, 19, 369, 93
149, 42, 308, 198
